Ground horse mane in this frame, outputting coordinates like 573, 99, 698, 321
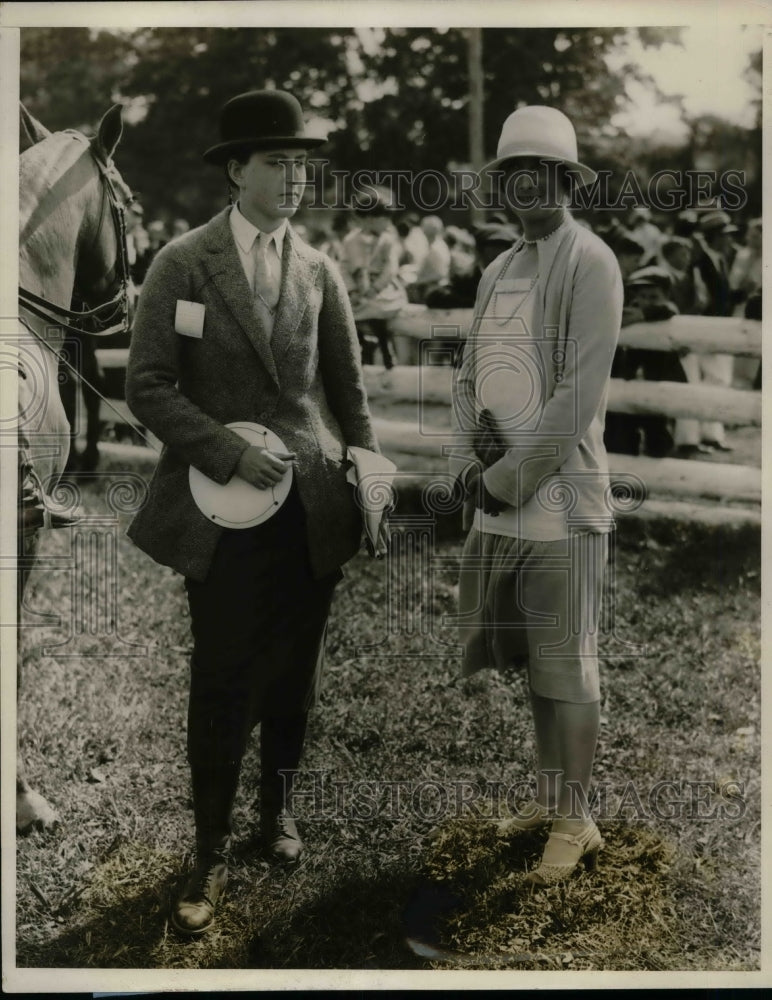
19, 103, 50, 152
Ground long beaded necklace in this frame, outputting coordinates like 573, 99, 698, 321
491, 243, 538, 326
478, 215, 568, 330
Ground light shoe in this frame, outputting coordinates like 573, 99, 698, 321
496, 800, 555, 836
525, 818, 602, 886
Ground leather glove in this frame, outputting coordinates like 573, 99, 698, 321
465, 468, 509, 516
473, 408, 509, 468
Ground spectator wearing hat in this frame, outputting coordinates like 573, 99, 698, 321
450, 105, 622, 887
603, 234, 644, 456
608, 265, 687, 458
425, 222, 520, 310
624, 265, 679, 328
696, 209, 738, 317
613, 234, 646, 283
132, 219, 169, 286
446, 226, 477, 281
125, 200, 145, 267
410, 215, 451, 302
324, 211, 350, 265
401, 211, 430, 276
672, 208, 712, 281
126, 89, 378, 937
689, 209, 739, 450
660, 236, 706, 315
730, 218, 762, 318
124, 200, 147, 309
333, 212, 373, 295
658, 236, 714, 455
730, 219, 762, 390
394, 217, 421, 288
349, 191, 406, 370
674, 209, 699, 238
627, 206, 665, 264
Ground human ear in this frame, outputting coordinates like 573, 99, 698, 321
227, 159, 244, 188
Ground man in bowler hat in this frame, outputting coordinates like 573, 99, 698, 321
126, 90, 378, 935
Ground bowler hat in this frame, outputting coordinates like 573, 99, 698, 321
203, 90, 325, 165
483, 105, 597, 189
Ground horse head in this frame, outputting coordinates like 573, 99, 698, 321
73, 105, 133, 316
17, 105, 134, 504
20, 105, 134, 338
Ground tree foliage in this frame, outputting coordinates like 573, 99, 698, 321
19, 25, 760, 226
20, 28, 129, 132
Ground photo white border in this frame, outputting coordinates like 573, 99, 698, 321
1, 0, 769, 992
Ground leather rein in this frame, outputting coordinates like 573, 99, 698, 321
18, 136, 132, 339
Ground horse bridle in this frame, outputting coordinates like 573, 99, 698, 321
18, 137, 132, 339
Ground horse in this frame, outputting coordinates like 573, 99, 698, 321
16, 103, 133, 832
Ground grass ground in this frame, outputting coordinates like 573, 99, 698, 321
13, 454, 761, 973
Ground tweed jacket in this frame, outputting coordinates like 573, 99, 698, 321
126, 207, 378, 582
449, 215, 623, 532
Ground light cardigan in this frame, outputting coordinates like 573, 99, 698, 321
449, 215, 623, 533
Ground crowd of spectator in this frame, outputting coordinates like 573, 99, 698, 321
125, 209, 191, 294
303, 199, 761, 460
118, 195, 761, 463
598, 206, 762, 459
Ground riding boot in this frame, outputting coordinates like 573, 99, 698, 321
260, 713, 308, 863
171, 757, 239, 937
188, 754, 242, 857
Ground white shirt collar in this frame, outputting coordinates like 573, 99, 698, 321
230, 203, 287, 257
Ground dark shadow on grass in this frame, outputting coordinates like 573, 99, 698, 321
16, 870, 180, 969
243, 825, 548, 970
243, 864, 440, 970
615, 523, 760, 598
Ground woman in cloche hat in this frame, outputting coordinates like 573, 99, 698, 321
450, 105, 624, 886
126, 90, 378, 936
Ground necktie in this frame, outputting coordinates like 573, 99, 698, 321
254, 231, 281, 313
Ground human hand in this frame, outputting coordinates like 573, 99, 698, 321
466, 469, 509, 516
474, 408, 508, 467
236, 445, 295, 490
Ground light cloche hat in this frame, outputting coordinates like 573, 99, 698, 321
484, 105, 596, 189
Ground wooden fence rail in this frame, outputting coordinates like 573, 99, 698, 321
388, 309, 762, 359
92, 310, 761, 527
360, 366, 761, 426
95, 350, 761, 427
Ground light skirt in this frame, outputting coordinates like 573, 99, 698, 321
456, 528, 609, 703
